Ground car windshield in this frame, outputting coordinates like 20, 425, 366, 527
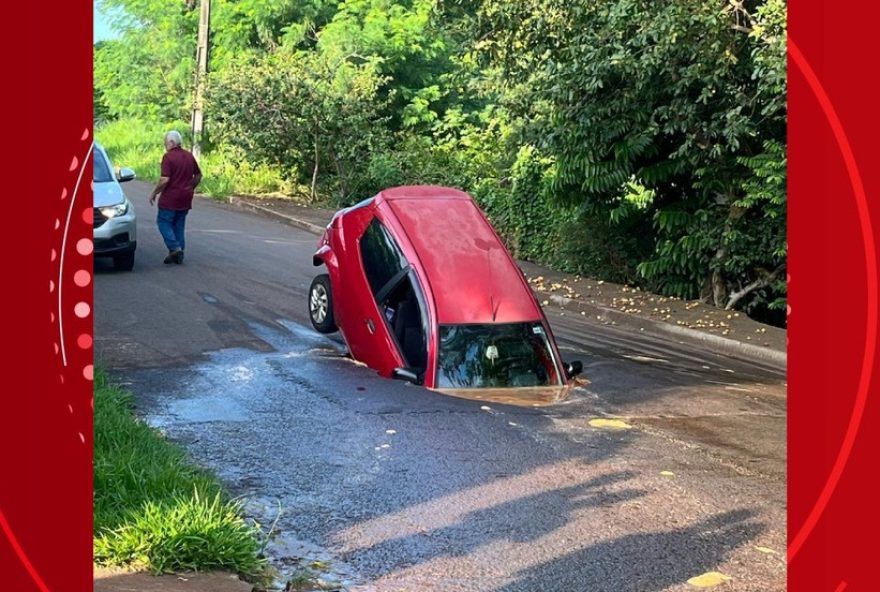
436, 322, 562, 388
93, 151, 114, 183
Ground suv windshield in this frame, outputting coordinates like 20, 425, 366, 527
437, 322, 561, 388
94, 150, 114, 183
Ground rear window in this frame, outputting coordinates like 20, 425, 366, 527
437, 322, 562, 388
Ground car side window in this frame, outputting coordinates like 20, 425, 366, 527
93, 149, 114, 183
360, 219, 409, 297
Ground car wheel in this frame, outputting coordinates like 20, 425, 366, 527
113, 249, 135, 271
309, 274, 337, 333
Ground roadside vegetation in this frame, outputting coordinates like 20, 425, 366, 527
97, 118, 293, 199
93, 369, 266, 576
95, 0, 786, 325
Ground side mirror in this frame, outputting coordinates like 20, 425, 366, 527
392, 368, 420, 384
565, 360, 583, 379
117, 167, 136, 183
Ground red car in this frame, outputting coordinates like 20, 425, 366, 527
309, 186, 583, 404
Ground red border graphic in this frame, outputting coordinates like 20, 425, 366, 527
788, 0, 880, 589
787, 40, 876, 563
3, 1, 94, 590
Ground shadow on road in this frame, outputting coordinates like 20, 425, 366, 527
495, 509, 765, 592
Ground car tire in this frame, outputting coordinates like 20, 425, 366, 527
309, 274, 337, 333
113, 249, 135, 271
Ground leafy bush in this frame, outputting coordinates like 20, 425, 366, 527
209, 50, 392, 204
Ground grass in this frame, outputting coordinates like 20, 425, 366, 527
95, 118, 173, 182
285, 571, 321, 591
95, 118, 296, 199
93, 370, 266, 576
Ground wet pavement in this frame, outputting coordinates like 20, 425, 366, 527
95, 182, 787, 591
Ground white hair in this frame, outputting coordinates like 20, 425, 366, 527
165, 130, 183, 147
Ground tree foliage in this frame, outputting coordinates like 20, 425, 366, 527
209, 50, 391, 202
472, 0, 787, 311
94, 0, 787, 321
94, 0, 198, 121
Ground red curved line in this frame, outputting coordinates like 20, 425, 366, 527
788, 40, 878, 561
0, 507, 50, 591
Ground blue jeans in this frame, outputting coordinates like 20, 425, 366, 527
157, 208, 189, 251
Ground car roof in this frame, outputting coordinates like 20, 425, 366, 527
376, 186, 543, 325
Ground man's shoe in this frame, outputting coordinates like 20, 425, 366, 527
174, 250, 184, 264
164, 251, 176, 264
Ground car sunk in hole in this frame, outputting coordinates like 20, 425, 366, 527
309, 185, 583, 405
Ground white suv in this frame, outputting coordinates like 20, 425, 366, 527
93, 143, 137, 270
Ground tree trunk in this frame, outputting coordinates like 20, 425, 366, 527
711, 247, 728, 308
700, 274, 713, 304
333, 152, 348, 202
310, 132, 319, 203
709, 200, 746, 308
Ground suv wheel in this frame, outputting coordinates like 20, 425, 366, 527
113, 249, 135, 271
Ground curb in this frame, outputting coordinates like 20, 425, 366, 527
546, 294, 787, 369
228, 196, 327, 235
228, 196, 786, 370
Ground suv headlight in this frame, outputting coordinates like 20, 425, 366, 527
100, 200, 129, 219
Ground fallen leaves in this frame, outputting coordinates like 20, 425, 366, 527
588, 418, 633, 430
687, 571, 732, 587
522, 271, 772, 352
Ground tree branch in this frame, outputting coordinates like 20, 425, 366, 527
725, 264, 785, 310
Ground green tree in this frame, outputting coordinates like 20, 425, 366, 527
94, 0, 198, 121
209, 50, 391, 202
473, 0, 786, 312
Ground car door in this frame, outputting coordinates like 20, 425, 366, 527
375, 269, 429, 378
337, 214, 410, 376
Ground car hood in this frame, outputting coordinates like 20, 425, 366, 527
432, 385, 574, 407
94, 181, 126, 208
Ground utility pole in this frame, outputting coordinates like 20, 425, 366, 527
190, 0, 210, 160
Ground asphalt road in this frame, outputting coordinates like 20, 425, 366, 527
95, 181, 787, 591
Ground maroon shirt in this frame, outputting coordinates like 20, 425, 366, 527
159, 146, 201, 210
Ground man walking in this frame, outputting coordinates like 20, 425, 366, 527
149, 130, 202, 264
